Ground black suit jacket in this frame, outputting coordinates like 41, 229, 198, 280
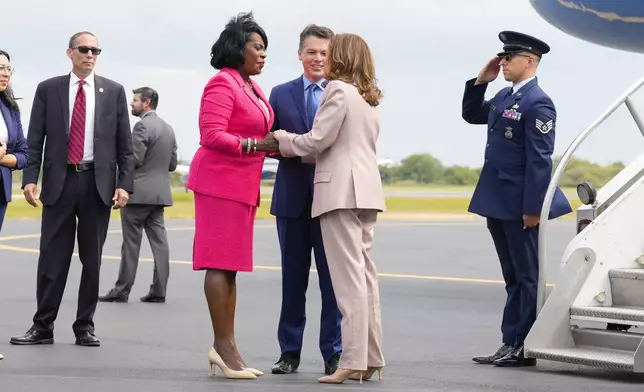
22, 74, 135, 207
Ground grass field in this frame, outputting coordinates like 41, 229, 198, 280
4, 185, 582, 221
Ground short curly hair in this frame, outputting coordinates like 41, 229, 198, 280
210, 12, 268, 70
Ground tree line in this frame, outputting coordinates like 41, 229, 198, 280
378, 153, 625, 188
9, 153, 625, 190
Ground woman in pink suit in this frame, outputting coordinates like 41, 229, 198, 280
186, 12, 278, 380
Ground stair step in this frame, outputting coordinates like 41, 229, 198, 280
526, 347, 634, 371
572, 327, 644, 352
609, 269, 644, 280
570, 306, 644, 325
610, 269, 644, 307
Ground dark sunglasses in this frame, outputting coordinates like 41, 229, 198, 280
73, 46, 102, 56
500, 53, 532, 62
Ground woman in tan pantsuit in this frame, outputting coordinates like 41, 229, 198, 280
273, 33, 386, 384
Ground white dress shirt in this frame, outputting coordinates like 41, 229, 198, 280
511, 76, 536, 94
0, 110, 8, 145
69, 72, 96, 162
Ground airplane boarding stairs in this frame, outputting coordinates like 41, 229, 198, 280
524, 172, 644, 371
524, 75, 644, 372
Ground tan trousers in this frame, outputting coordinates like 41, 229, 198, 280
319, 208, 385, 371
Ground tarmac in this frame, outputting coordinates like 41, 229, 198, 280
0, 218, 643, 391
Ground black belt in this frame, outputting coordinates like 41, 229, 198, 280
67, 162, 94, 172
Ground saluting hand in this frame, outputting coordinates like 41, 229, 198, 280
475, 57, 502, 85
522, 214, 540, 229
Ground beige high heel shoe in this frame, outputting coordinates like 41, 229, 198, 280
243, 367, 264, 376
208, 348, 256, 379
319, 368, 361, 384
349, 366, 383, 381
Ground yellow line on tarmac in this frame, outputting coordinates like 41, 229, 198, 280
0, 226, 554, 287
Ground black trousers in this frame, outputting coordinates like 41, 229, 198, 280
31, 167, 112, 335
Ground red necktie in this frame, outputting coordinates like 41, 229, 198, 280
68, 80, 86, 164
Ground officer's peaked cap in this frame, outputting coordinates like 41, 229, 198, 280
497, 31, 550, 57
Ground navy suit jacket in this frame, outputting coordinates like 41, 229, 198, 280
461, 77, 572, 221
0, 99, 28, 203
268, 76, 317, 218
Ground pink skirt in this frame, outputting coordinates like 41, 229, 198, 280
192, 192, 257, 272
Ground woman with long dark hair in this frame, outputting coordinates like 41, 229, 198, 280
0, 49, 29, 360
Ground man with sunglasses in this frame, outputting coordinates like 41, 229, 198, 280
461, 31, 572, 367
10, 31, 134, 348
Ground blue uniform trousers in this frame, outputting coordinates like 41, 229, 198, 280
276, 212, 342, 361
486, 217, 539, 347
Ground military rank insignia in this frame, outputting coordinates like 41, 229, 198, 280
502, 104, 521, 121
536, 119, 554, 134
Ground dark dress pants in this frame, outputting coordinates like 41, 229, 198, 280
31, 167, 112, 335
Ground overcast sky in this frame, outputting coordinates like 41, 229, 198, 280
4, 0, 644, 168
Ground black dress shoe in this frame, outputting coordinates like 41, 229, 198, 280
472, 344, 513, 364
271, 354, 299, 374
98, 289, 128, 303
140, 293, 165, 303
493, 346, 536, 367
324, 352, 340, 375
10, 328, 54, 345
75, 331, 100, 347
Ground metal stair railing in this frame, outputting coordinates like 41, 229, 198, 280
537, 74, 644, 313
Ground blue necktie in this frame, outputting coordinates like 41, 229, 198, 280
306, 84, 318, 129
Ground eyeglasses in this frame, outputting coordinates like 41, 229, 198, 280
0, 65, 13, 75
500, 53, 532, 62
72, 46, 102, 56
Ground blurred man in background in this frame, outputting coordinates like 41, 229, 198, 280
99, 87, 177, 304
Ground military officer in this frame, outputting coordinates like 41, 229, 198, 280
461, 31, 572, 367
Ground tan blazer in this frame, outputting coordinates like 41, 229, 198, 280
277, 80, 386, 218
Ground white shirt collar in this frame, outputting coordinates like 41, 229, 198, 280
512, 76, 535, 94
70, 71, 95, 87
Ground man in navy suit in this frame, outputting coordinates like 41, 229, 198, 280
461, 31, 572, 367
267, 24, 342, 375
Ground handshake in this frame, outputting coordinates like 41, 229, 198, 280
245, 130, 291, 154
272, 130, 289, 138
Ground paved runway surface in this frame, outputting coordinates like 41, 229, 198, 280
0, 218, 643, 391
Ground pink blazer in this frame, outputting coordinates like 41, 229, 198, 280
187, 68, 274, 206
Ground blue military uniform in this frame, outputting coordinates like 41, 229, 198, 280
461, 31, 572, 367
